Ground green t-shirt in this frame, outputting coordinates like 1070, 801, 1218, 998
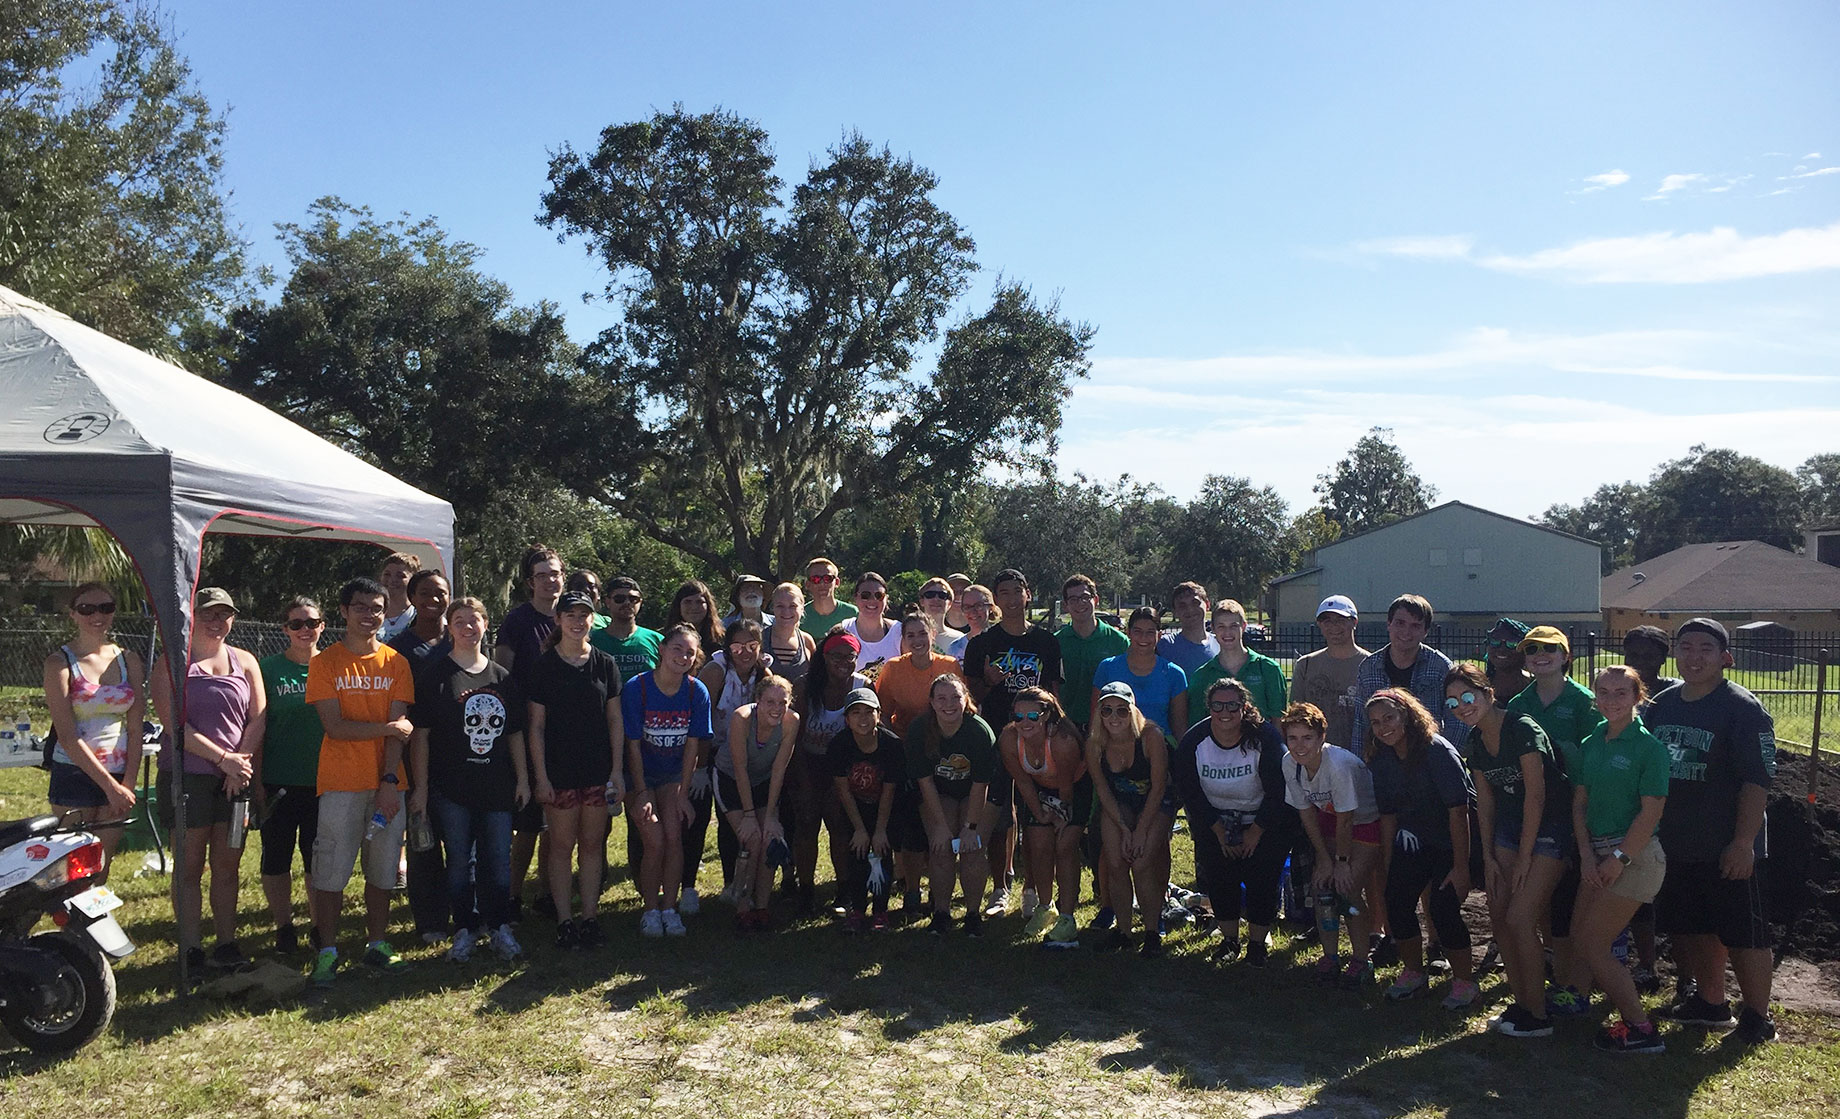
1056, 620, 1129, 724
1186, 648, 1288, 733
258, 653, 323, 787
1464, 713, 1568, 834
1576, 717, 1672, 839
588, 625, 664, 684
903, 714, 998, 801
1506, 677, 1601, 776
800, 600, 859, 641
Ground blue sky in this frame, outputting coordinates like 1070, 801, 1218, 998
166, 1, 1838, 520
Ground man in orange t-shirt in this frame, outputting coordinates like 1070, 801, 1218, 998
305, 576, 417, 984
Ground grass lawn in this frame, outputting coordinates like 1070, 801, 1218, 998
2, 766, 1837, 1119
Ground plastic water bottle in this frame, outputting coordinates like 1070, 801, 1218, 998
364, 808, 390, 840
13, 712, 28, 742
227, 795, 252, 849
0, 722, 13, 758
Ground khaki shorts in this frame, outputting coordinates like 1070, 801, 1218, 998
311, 789, 406, 893
1597, 835, 1666, 904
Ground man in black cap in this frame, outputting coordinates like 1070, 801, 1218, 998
1621, 626, 1680, 702
1645, 618, 1778, 1042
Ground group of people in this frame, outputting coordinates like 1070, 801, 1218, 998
36, 552, 1780, 1055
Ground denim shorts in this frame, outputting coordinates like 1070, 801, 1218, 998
1494, 820, 1568, 862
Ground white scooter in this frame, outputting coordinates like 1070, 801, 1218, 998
0, 814, 134, 1055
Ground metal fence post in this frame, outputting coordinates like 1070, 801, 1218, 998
1810, 649, 1829, 818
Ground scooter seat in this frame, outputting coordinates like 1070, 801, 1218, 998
0, 815, 62, 850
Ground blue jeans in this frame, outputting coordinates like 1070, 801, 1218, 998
431, 792, 513, 933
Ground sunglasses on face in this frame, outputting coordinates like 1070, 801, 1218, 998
1099, 704, 1131, 718
285, 618, 324, 631
808, 573, 837, 584
921, 589, 952, 600
1444, 691, 1479, 710
1208, 700, 1244, 713
1523, 643, 1565, 655
74, 602, 117, 616
607, 594, 640, 605
1012, 710, 1045, 722
858, 590, 886, 600
1486, 637, 1519, 649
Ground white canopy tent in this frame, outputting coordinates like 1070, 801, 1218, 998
0, 283, 455, 987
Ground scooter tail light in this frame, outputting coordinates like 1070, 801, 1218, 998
64, 840, 105, 883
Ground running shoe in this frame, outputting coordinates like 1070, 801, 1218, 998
902, 890, 925, 922
1477, 939, 1502, 974
555, 919, 580, 950
361, 940, 408, 973
1020, 888, 1039, 920
1212, 936, 1241, 963
1594, 1019, 1665, 1054
577, 916, 606, 949
1315, 953, 1342, 982
661, 908, 687, 937
841, 911, 865, 935
310, 947, 339, 988
1046, 914, 1079, 943
679, 887, 701, 916
1735, 1006, 1777, 1043
1632, 966, 1661, 995
965, 912, 985, 939
1094, 929, 1132, 954
490, 924, 523, 960
1025, 905, 1058, 938
1138, 931, 1164, 958
274, 924, 299, 956
1339, 960, 1375, 990
1385, 969, 1429, 1001
447, 927, 477, 962
1492, 1003, 1555, 1038
1245, 939, 1268, 968
985, 886, 1011, 917
930, 911, 952, 936
1656, 993, 1732, 1027
1091, 906, 1116, 932
640, 909, 665, 938
869, 913, 889, 933
1546, 985, 1591, 1017
1424, 941, 1451, 974
209, 942, 249, 971
1441, 979, 1480, 1011
1370, 933, 1399, 968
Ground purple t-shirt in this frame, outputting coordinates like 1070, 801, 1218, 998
167, 660, 253, 776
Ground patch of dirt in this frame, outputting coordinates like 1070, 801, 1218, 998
1768, 751, 1840, 963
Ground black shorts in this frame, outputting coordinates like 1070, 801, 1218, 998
258, 783, 320, 877
890, 786, 927, 853
1655, 858, 1772, 950
47, 761, 113, 809
157, 768, 231, 830
985, 767, 1014, 812
714, 772, 772, 816
513, 797, 546, 835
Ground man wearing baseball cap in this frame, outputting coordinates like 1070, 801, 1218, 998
1289, 595, 1370, 749
1645, 618, 1778, 1042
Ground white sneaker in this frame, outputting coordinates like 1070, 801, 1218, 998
661, 908, 687, 937
489, 924, 522, 961
679, 887, 701, 916
985, 886, 1011, 917
1020, 888, 1039, 919
640, 909, 666, 938
446, 928, 476, 962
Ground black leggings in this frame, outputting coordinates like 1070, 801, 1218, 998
1194, 827, 1287, 927
1384, 844, 1470, 952
258, 784, 319, 878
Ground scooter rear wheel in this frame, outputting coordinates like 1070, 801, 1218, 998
0, 932, 116, 1055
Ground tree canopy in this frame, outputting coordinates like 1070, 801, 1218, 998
539, 107, 1094, 579
1539, 482, 1644, 574
1313, 426, 1437, 535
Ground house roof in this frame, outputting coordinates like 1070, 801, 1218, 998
1601, 541, 1840, 612
1269, 501, 1601, 585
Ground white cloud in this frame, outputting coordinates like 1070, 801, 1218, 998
1356, 220, 1840, 283
1785, 166, 1840, 180
1806, 152, 1823, 160
1645, 172, 1707, 201
1576, 169, 1631, 193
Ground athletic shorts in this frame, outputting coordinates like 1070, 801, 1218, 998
714, 773, 771, 815
548, 785, 607, 811
1315, 808, 1382, 846
311, 789, 406, 893
513, 797, 546, 835
1655, 857, 1772, 950
157, 768, 232, 830
48, 761, 115, 809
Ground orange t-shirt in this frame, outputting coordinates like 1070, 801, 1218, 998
305, 642, 416, 794
874, 653, 966, 736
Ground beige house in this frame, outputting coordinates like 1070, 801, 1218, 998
1602, 540, 1840, 632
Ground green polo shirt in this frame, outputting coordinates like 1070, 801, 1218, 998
1187, 648, 1288, 731
1506, 676, 1602, 776
1056, 620, 1129, 724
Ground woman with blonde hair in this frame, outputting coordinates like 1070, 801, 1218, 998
715, 673, 799, 932
43, 582, 145, 860
1087, 681, 1175, 955
916, 576, 965, 655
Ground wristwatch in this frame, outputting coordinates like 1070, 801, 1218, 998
380, 773, 399, 786
1335, 855, 1350, 864
1611, 847, 1630, 866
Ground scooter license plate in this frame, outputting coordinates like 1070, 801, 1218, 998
69, 885, 123, 918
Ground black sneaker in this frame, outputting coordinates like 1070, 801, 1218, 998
1425, 941, 1451, 974
1735, 1006, 1777, 1043
1672, 975, 1700, 1005
1138, 932, 1164, 958
1095, 929, 1132, 954
1492, 1003, 1555, 1038
1594, 1019, 1665, 1054
1212, 936, 1241, 963
1632, 965, 1661, 995
209, 942, 248, 971
274, 924, 299, 956
1246, 939, 1268, 968
964, 912, 984, 939
1658, 994, 1733, 1027
1371, 934, 1399, 968
183, 945, 207, 977
555, 919, 580, 950
576, 917, 605, 950
929, 911, 952, 936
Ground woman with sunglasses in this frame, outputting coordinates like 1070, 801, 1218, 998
1365, 689, 1478, 1006
527, 590, 625, 948
946, 584, 998, 661
43, 582, 145, 860
1172, 679, 1294, 966
908, 673, 999, 935
1000, 686, 1089, 942
787, 630, 869, 913
874, 613, 967, 735
917, 576, 966, 656
1280, 702, 1383, 985
661, 581, 723, 911
151, 587, 267, 973
1088, 681, 1176, 955
842, 572, 904, 679
765, 582, 815, 692
1444, 663, 1569, 1033
257, 596, 328, 953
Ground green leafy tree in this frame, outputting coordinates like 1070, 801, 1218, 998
1797, 453, 1840, 531
1634, 445, 1801, 559
1285, 506, 1342, 569
0, 0, 246, 353
1313, 426, 1436, 534
539, 107, 1094, 579
215, 199, 639, 595
1167, 475, 1292, 605
1540, 482, 1644, 574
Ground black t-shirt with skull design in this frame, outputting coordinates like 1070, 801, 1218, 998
412, 656, 525, 811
